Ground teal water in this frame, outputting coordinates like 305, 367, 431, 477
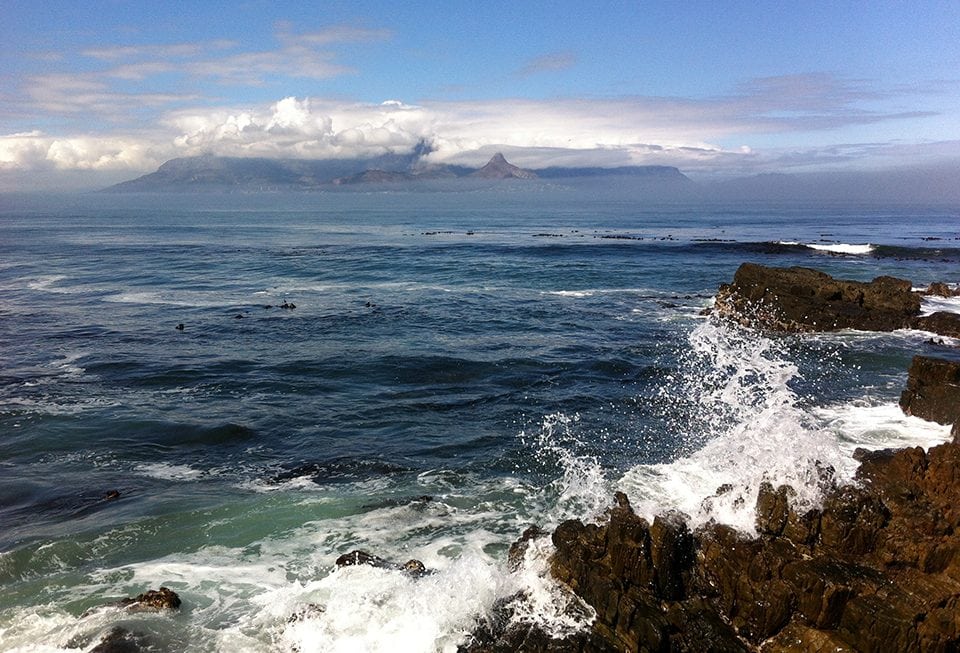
0, 189, 958, 651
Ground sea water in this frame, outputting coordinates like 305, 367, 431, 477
0, 188, 958, 651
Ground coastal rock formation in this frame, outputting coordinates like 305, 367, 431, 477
713, 263, 960, 341
475, 437, 960, 652
464, 265, 960, 652
900, 355, 960, 425
713, 263, 921, 332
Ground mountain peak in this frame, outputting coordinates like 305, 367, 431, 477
470, 153, 537, 179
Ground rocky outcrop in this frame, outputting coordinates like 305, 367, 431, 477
464, 263, 960, 652
900, 355, 960, 425
713, 263, 960, 341
525, 436, 960, 652
713, 263, 921, 332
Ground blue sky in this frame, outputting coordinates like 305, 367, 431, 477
2, 1, 959, 188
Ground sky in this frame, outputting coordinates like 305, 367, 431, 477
2, 0, 960, 190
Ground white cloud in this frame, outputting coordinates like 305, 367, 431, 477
0, 131, 161, 172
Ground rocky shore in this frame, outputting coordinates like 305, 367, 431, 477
464, 263, 960, 652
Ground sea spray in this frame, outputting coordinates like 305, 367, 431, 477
520, 412, 612, 526
619, 317, 847, 533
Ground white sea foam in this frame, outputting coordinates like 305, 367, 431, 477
136, 462, 205, 481
806, 243, 874, 255
921, 294, 960, 316
814, 402, 951, 456
776, 241, 875, 255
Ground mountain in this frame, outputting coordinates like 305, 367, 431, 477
469, 153, 538, 179
103, 151, 691, 192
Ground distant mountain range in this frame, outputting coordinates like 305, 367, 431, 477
102, 152, 693, 192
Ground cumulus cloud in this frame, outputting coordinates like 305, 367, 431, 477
0, 131, 162, 171
2, 71, 952, 182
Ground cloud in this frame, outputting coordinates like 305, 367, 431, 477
275, 24, 393, 46
2, 73, 952, 182
0, 130, 160, 171
516, 51, 577, 77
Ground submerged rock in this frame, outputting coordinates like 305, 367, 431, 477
117, 586, 181, 612
335, 550, 429, 578
87, 627, 150, 653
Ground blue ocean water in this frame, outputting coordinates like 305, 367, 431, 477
0, 188, 958, 651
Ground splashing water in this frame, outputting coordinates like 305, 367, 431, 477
522, 412, 612, 526
619, 317, 847, 533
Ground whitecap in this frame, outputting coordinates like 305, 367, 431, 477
805, 243, 874, 255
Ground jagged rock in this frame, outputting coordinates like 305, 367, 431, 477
523, 438, 960, 651
899, 355, 960, 425
923, 282, 960, 297
117, 586, 181, 612
713, 263, 921, 332
335, 549, 428, 578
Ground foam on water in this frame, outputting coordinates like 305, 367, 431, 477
136, 462, 206, 481
921, 293, 960, 316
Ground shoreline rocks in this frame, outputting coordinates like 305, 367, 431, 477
713, 262, 960, 339
466, 262, 960, 652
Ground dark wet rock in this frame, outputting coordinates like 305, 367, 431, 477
923, 282, 960, 297
526, 438, 960, 652
713, 263, 921, 332
507, 525, 547, 571
335, 550, 429, 578
915, 311, 960, 338
117, 586, 181, 612
899, 355, 960, 425
459, 591, 609, 653
88, 626, 150, 653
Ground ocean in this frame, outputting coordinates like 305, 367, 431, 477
1, 187, 958, 652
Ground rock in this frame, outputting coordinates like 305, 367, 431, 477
507, 525, 547, 571
520, 437, 960, 651
88, 627, 150, 653
713, 263, 921, 332
899, 355, 960, 425
923, 282, 960, 297
915, 311, 960, 338
117, 586, 181, 612
335, 549, 429, 578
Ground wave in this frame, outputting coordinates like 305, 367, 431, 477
691, 239, 960, 261
615, 317, 952, 535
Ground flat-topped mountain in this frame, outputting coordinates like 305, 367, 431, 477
103, 152, 690, 192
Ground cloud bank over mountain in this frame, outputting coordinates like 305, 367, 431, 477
3, 5, 959, 191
